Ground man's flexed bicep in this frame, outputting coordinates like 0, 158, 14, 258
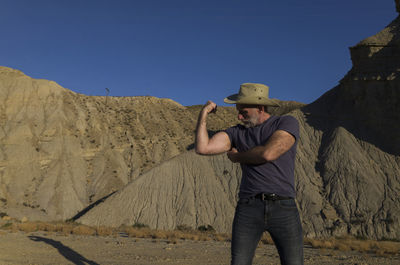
195, 100, 231, 155
195, 131, 231, 155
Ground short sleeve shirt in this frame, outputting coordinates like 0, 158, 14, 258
224, 115, 299, 198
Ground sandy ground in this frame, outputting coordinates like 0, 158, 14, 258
0, 231, 399, 265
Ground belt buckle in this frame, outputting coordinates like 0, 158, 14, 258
261, 193, 277, 201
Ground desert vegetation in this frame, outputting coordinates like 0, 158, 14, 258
1, 219, 399, 257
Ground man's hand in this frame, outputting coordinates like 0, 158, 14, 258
227, 147, 239, 163
201, 100, 217, 116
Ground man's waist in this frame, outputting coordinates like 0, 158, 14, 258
248, 193, 293, 201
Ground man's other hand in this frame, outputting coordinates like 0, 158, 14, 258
227, 147, 239, 163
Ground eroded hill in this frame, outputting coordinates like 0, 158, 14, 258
77, 4, 400, 240
1, 1, 400, 241
0, 66, 302, 223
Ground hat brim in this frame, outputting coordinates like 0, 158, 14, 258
224, 94, 280, 107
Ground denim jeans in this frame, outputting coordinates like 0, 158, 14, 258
231, 197, 303, 265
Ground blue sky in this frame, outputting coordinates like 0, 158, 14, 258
1, 0, 397, 106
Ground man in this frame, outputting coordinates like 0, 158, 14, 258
195, 83, 303, 265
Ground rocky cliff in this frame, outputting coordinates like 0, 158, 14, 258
77, 4, 400, 240
1, 3, 399, 241
290, 1, 400, 239
0, 67, 238, 221
0, 66, 302, 223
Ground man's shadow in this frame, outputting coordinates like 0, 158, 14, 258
29, 236, 99, 265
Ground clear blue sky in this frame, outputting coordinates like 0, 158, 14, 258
1, 0, 397, 106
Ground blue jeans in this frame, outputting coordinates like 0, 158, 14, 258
231, 197, 303, 265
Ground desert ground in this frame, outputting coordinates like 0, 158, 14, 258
0, 230, 399, 265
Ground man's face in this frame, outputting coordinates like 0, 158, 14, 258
236, 104, 261, 128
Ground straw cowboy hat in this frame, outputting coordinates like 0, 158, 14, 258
224, 83, 280, 106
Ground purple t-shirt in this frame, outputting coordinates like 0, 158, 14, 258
225, 115, 299, 198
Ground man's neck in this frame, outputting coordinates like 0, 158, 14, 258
258, 112, 271, 125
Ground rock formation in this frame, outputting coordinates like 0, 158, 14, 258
1, 3, 399, 241
77, 4, 400, 240
0, 67, 302, 223
0, 67, 235, 221
293, 4, 400, 239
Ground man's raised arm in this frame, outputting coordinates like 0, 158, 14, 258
195, 100, 231, 155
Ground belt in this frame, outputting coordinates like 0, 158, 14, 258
254, 193, 293, 201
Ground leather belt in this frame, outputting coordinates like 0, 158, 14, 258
254, 193, 293, 201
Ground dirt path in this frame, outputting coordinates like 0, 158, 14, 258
0, 231, 399, 265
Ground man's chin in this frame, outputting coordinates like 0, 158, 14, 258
242, 122, 256, 128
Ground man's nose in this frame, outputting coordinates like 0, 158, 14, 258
238, 113, 243, 120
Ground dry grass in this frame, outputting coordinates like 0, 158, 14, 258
1, 220, 399, 256
304, 236, 400, 256
118, 225, 229, 242
0, 220, 230, 242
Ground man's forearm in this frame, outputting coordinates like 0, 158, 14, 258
227, 130, 295, 164
228, 146, 268, 165
195, 112, 210, 154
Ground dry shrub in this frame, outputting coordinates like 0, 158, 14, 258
348, 239, 375, 253
198, 233, 212, 241
60, 223, 75, 235
123, 227, 152, 238
16, 222, 38, 233
185, 233, 200, 241
165, 231, 182, 241
306, 238, 336, 249
72, 225, 96, 236
41, 223, 54, 232
150, 230, 169, 240
1, 222, 16, 231
214, 233, 229, 242
335, 241, 351, 251
171, 230, 185, 240
36, 222, 52, 232
39, 223, 57, 232
305, 236, 400, 256
96, 226, 114, 237
379, 241, 400, 255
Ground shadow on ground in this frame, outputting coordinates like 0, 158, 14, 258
29, 236, 99, 265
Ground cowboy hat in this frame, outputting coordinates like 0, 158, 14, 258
224, 83, 280, 106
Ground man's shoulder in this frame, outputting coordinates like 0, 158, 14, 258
271, 115, 299, 126
259, 115, 297, 127
273, 115, 300, 139
226, 123, 246, 131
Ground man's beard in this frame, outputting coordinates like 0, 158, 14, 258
242, 116, 259, 128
